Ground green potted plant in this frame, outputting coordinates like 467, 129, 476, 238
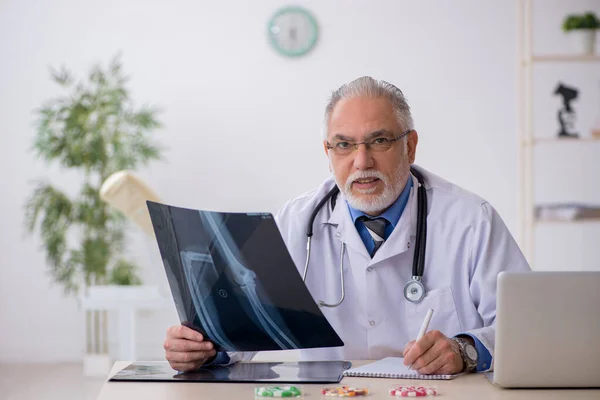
562, 12, 600, 54
24, 54, 164, 374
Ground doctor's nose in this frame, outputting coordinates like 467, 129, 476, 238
353, 144, 374, 170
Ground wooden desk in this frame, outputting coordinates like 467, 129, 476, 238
97, 361, 600, 399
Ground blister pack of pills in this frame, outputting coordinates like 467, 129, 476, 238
388, 385, 438, 397
255, 385, 303, 398
321, 386, 370, 397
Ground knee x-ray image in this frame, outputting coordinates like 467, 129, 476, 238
147, 201, 344, 352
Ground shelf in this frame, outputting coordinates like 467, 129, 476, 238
526, 55, 600, 63
517, 0, 600, 266
521, 136, 600, 146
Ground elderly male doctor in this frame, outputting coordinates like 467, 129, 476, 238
163, 76, 531, 375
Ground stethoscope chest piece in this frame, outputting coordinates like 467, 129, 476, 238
403, 277, 425, 303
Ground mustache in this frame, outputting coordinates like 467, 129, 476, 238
345, 170, 386, 191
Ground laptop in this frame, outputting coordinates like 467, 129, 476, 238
491, 271, 600, 388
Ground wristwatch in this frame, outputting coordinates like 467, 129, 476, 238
452, 337, 478, 372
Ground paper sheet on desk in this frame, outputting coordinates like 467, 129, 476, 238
343, 357, 463, 380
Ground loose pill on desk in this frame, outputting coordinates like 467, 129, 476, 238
321, 386, 369, 397
389, 386, 437, 397
255, 386, 302, 397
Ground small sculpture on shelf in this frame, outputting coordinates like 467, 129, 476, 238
554, 82, 580, 138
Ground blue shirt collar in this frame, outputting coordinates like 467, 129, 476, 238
347, 176, 413, 227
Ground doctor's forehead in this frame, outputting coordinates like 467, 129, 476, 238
326, 96, 399, 140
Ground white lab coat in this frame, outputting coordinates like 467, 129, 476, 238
229, 165, 530, 370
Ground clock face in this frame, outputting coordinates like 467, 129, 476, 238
268, 7, 318, 57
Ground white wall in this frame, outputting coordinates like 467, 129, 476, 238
1, 0, 599, 363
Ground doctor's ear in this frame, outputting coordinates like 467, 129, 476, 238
323, 140, 334, 172
407, 130, 419, 164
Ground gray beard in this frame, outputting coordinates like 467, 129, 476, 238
336, 165, 409, 215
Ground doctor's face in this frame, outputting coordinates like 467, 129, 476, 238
324, 96, 418, 216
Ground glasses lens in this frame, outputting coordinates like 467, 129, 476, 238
331, 141, 354, 156
370, 138, 393, 152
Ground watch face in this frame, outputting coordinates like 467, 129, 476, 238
268, 7, 318, 57
466, 344, 478, 361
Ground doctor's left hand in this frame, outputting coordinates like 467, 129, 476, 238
402, 330, 463, 375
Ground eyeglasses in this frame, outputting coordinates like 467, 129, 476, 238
326, 129, 412, 157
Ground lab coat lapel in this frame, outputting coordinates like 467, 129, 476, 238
324, 191, 371, 260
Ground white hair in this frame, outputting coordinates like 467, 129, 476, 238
323, 76, 414, 139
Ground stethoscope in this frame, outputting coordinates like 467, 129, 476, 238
302, 166, 428, 307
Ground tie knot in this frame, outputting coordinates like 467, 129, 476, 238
359, 216, 388, 242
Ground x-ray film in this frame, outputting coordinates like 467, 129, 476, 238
146, 201, 344, 352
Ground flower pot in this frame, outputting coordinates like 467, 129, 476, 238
86, 284, 161, 305
567, 30, 597, 55
79, 284, 170, 366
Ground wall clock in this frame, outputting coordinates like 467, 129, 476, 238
268, 6, 319, 57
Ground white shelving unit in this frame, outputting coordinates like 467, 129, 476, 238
518, 0, 600, 267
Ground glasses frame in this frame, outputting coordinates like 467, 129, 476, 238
325, 129, 413, 155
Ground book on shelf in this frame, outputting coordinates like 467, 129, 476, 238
535, 203, 600, 221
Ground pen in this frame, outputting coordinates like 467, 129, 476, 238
408, 308, 434, 370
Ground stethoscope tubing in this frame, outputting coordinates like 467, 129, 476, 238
304, 166, 427, 305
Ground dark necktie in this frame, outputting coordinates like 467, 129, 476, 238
359, 216, 388, 256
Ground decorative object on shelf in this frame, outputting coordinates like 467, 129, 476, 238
554, 82, 580, 138
562, 12, 600, 55
23, 54, 164, 375
268, 6, 318, 57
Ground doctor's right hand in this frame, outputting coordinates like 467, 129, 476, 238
164, 325, 217, 372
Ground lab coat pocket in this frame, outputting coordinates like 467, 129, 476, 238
404, 286, 463, 339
